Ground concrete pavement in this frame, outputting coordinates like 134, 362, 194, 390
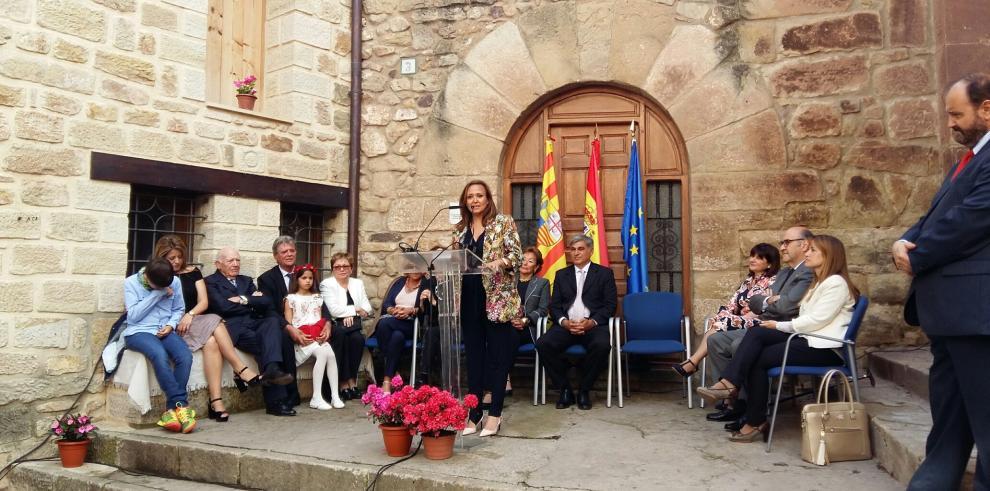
83, 388, 900, 490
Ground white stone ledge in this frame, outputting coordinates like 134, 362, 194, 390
204, 103, 295, 125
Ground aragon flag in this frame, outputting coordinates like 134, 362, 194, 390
537, 139, 566, 288
583, 137, 609, 266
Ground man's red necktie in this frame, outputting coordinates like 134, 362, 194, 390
951, 149, 975, 181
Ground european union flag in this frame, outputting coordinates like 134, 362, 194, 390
622, 138, 648, 293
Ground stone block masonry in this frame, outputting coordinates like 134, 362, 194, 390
0, 0, 353, 470
0, 0, 958, 479
352, 0, 944, 355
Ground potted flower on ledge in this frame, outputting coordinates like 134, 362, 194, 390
233, 74, 258, 110
402, 385, 478, 460
51, 413, 97, 468
362, 375, 415, 457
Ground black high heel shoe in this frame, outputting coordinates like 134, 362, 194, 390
208, 398, 229, 422
672, 359, 697, 378
233, 366, 261, 393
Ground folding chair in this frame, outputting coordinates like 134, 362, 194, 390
765, 296, 869, 452
365, 317, 420, 384
616, 292, 692, 408
515, 316, 546, 406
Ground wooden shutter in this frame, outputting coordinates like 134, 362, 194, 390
207, 0, 266, 109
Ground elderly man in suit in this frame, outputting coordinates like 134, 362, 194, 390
894, 73, 990, 491
704, 226, 814, 424
206, 247, 296, 416
257, 236, 305, 407
536, 234, 617, 410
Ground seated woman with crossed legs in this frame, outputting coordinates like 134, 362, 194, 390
155, 235, 262, 422
697, 235, 858, 443
673, 243, 779, 377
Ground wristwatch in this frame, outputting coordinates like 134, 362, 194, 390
239, 295, 248, 305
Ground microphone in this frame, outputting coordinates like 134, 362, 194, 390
413, 205, 459, 252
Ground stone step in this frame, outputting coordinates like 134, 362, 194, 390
8, 461, 242, 490
868, 348, 931, 400
87, 428, 516, 491
54, 393, 902, 491
863, 350, 976, 488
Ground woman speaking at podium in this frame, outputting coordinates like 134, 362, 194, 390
452, 180, 522, 438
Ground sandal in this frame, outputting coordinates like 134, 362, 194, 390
208, 397, 229, 422
233, 366, 261, 393
696, 381, 738, 405
672, 359, 697, 378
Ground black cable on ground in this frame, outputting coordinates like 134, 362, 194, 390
0, 358, 104, 483
366, 439, 423, 491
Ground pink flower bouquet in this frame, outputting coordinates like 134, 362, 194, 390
362, 375, 413, 427
50, 414, 97, 442
233, 74, 257, 95
402, 385, 478, 437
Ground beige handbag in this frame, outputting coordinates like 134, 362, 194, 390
800, 369, 871, 465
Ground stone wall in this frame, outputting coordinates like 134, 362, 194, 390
0, 0, 959, 473
0, 0, 351, 468
352, 0, 943, 348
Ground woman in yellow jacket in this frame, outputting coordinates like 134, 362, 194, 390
453, 180, 522, 438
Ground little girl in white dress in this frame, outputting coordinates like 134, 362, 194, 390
284, 265, 345, 410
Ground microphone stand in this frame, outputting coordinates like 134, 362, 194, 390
404, 204, 456, 386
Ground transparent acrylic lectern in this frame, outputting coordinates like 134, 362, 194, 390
395, 249, 483, 398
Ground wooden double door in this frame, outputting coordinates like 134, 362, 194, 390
502, 85, 690, 298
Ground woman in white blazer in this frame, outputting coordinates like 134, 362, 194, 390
320, 252, 373, 400
697, 235, 859, 443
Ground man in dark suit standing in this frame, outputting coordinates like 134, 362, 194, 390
536, 234, 617, 410
893, 73, 990, 490
257, 236, 304, 407
704, 226, 814, 424
206, 247, 296, 416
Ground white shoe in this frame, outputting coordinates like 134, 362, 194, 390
310, 399, 332, 410
462, 417, 482, 436
331, 398, 345, 409
479, 417, 501, 437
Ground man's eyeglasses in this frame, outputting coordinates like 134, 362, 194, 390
332, 264, 352, 270
779, 239, 805, 247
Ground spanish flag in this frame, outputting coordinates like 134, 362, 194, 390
537, 139, 566, 288
584, 137, 609, 265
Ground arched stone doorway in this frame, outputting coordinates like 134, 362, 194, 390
500, 84, 691, 300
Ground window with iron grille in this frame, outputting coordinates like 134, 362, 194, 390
511, 183, 541, 249
645, 181, 683, 293
127, 186, 203, 276
279, 205, 334, 275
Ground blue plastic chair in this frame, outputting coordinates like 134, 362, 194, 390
366, 317, 420, 385
538, 317, 617, 407
765, 296, 869, 452
515, 317, 545, 406
616, 292, 693, 408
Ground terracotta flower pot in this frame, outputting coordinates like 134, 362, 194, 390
236, 94, 257, 110
379, 424, 413, 457
421, 431, 456, 460
56, 439, 90, 468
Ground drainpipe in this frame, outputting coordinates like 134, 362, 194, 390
347, 0, 362, 268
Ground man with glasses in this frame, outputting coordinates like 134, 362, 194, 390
704, 226, 814, 427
